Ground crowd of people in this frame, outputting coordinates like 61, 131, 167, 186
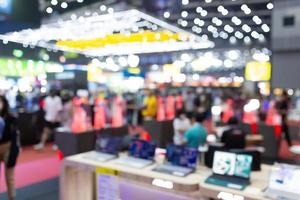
0, 86, 298, 200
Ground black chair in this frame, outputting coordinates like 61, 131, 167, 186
221, 128, 246, 149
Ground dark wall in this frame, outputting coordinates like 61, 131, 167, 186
271, 0, 300, 89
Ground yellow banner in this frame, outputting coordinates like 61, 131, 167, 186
96, 167, 118, 176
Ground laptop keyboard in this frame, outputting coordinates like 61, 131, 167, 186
153, 164, 194, 177
207, 174, 250, 190
82, 152, 117, 162
116, 157, 153, 168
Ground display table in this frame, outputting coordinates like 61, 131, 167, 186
60, 152, 273, 200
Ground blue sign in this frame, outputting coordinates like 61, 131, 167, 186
0, 0, 12, 14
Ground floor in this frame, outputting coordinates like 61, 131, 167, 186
0, 178, 58, 200
0, 144, 60, 197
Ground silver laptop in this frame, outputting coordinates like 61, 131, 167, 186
265, 163, 300, 200
115, 139, 156, 169
83, 136, 122, 162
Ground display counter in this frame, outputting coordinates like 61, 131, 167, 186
60, 151, 273, 200
55, 126, 128, 157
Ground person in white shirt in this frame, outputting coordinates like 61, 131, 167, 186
173, 110, 191, 145
34, 90, 63, 150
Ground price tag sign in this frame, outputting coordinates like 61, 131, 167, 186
96, 167, 120, 200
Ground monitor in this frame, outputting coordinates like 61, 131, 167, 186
129, 139, 156, 160
95, 136, 122, 155
268, 164, 300, 195
166, 144, 198, 169
213, 151, 252, 179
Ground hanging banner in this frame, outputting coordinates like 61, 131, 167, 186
96, 167, 120, 200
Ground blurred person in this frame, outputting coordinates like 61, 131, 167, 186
173, 110, 191, 145
34, 90, 63, 150
175, 92, 184, 112
184, 90, 195, 118
60, 93, 73, 127
221, 116, 246, 149
166, 93, 176, 120
126, 93, 136, 126
276, 90, 292, 146
183, 113, 208, 148
0, 96, 19, 200
142, 90, 157, 121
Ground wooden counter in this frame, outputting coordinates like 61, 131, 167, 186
60, 151, 273, 200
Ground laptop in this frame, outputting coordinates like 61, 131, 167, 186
115, 139, 156, 169
83, 136, 122, 162
265, 164, 300, 200
153, 144, 198, 177
205, 151, 253, 190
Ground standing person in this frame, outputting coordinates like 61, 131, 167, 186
34, 90, 63, 150
142, 90, 158, 121
277, 90, 292, 146
184, 90, 195, 118
0, 96, 19, 200
183, 113, 208, 148
173, 110, 191, 145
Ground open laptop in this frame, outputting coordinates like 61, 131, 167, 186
153, 144, 198, 177
265, 164, 300, 200
205, 151, 253, 190
83, 136, 122, 162
115, 139, 156, 169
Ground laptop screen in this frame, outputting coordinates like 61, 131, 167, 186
129, 139, 156, 160
212, 151, 252, 179
95, 136, 122, 155
268, 164, 300, 195
166, 144, 198, 169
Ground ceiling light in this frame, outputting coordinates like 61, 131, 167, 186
100, 5, 107, 11
51, 0, 58, 6
222, 9, 228, 15
235, 31, 244, 39
229, 36, 237, 44
194, 18, 200, 24
220, 31, 228, 39
224, 25, 234, 33
252, 16, 262, 25
251, 31, 260, 39
164, 11, 170, 18
267, 3, 274, 10
107, 8, 114, 14
181, 11, 188, 18
181, 20, 188, 27
241, 4, 248, 11
253, 52, 270, 62
205, 0, 212, 3
224, 59, 233, 68
46, 7, 53, 14
261, 24, 270, 32
213, 32, 219, 38
217, 6, 225, 12
232, 16, 241, 25
61, 2, 68, 9
244, 36, 251, 44
77, 0, 84, 3
182, 0, 189, 5
196, 7, 202, 13
201, 10, 208, 17
242, 24, 251, 33
227, 50, 239, 60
